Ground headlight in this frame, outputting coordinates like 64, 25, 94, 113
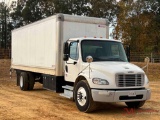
92, 78, 109, 85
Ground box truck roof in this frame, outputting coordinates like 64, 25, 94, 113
12, 14, 108, 32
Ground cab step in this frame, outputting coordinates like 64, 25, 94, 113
62, 85, 73, 91
60, 85, 73, 99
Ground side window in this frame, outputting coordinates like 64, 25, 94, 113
69, 42, 79, 60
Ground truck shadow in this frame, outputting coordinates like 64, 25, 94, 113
32, 88, 46, 92
94, 102, 126, 114
90, 102, 158, 116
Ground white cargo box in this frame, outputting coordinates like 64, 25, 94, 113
11, 14, 109, 76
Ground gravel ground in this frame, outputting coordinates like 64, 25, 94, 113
0, 59, 160, 120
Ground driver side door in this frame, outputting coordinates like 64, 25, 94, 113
64, 41, 80, 82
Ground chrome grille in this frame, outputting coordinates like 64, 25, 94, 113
116, 74, 144, 87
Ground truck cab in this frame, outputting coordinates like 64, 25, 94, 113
62, 37, 151, 112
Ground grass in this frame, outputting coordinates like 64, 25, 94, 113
133, 62, 160, 81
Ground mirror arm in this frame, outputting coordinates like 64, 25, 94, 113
78, 64, 90, 75
78, 56, 93, 78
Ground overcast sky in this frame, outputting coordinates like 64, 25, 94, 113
0, 0, 10, 3
0, 0, 17, 6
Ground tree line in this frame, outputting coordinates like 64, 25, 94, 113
0, 0, 160, 53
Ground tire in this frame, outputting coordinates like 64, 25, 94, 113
75, 80, 96, 112
125, 101, 145, 108
28, 72, 35, 90
20, 72, 29, 91
16, 71, 21, 86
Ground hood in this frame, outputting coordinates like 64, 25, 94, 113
90, 62, 144, 75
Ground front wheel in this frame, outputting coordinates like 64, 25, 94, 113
75, 80, 96, 112
125, 101, 145, 108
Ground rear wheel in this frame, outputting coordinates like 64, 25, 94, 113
20, 72, 29, 91
16, 71, 20, 86
125, 101, 145, 108
75, 80, 96, 112
28, 72, 35, 90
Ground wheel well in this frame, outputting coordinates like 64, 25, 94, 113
74, 76, 87, 88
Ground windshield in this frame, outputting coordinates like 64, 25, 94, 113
81, 40, 128, 62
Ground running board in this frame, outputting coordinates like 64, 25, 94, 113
60, 85, 73, 99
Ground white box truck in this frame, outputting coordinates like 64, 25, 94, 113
11, 14, 151, 112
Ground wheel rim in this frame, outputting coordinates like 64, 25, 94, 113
20, 76, 23, 88
77, 87, 87, 106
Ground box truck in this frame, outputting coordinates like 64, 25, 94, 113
11, 14, 151, 112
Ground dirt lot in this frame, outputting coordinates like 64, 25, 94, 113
0, 59, 160, 120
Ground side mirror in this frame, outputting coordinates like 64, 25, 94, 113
63, 42, 69, 61
142, 57, 150, 74
125, 45, 130, 62
86, 56, 93, 63
63, 42, 69, 54
63, 54, 69, 61
144, 57, 150, 63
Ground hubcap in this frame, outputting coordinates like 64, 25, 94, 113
77, 87, 87, 106
20, 76, 23, 88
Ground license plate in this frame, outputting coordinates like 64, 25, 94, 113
128, 91, 136, 97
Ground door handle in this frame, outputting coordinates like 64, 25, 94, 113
65, 65, 68, 73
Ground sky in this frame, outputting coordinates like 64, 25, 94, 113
0, 0, 17, 6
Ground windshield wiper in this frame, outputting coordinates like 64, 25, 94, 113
105, 57, 125, 62
92, 57, 125, 62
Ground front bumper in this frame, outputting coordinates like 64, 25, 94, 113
91, 89, 151, 102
